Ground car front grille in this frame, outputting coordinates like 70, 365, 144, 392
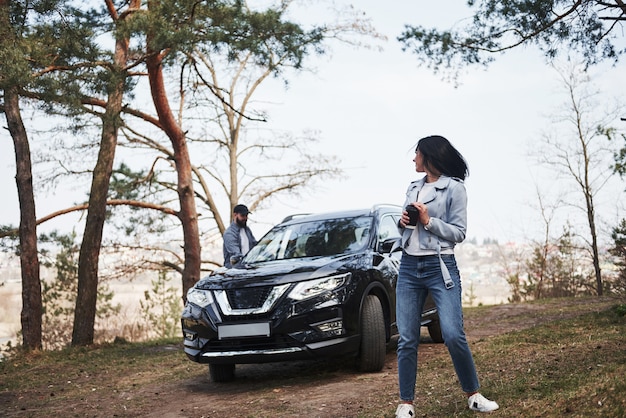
226, 287, 273, 309
214, 283, 291, 315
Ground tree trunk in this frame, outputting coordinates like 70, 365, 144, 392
585, 193, 603, 296
2, 0, 43, 351
71, 23, 130, 346
4, 85, 43, 350
71, 100, 122, 346
146, 51, 201, 301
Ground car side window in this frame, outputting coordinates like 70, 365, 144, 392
378, 214, 401, 242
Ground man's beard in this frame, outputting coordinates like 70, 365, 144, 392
236, 218, 247, 227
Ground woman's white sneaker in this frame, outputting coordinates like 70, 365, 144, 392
468, 393, 499, 412
395, 403, 415, 417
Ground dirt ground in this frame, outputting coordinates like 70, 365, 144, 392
129, 298, 621, 417
3, 297, 620, 417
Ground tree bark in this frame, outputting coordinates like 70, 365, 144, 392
146, 50, 201, 301
585, 191, 603, 295
1, 0, 43, 351
4, 85, 43, 350
71, 9, 131, 345
71, 97, 122, 346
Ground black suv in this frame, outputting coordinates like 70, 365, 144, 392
181, 204, 442, 382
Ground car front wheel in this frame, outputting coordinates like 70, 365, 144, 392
357, 294, 386, 372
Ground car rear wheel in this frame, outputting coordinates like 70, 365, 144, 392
358, 294, 386, 372
209, 363, 235, 382
428, 321, 444, 343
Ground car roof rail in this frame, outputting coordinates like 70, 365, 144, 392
370, 203, 402, 214
281, 213, 312, 223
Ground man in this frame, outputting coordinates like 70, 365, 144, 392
223, 204, 258, 268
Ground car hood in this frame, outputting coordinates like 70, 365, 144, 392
196, 254, 365, 289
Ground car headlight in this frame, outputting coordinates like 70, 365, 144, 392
186, 287, 214, 308
289, 273, 351, 301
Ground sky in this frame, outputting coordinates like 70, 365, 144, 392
1, 1, 625, 247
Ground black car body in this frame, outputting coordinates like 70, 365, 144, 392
181, 204, 442, 382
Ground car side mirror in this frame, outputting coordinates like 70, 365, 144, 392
378, 237, 401, 254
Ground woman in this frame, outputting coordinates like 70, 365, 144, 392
395, 135, 499, 417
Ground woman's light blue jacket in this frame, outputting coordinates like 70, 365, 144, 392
399, 175, 467, 252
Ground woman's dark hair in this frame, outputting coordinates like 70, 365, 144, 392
416, 135, 469, 180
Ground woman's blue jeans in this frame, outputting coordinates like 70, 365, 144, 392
396, 253, 480, 401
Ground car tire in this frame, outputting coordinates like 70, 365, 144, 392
209, 363, 235, 382
428, 321, 444, 343
358, 294, 386, 372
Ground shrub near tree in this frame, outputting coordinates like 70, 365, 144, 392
139, 271, 182, 340
39, 232, 120, 350
518, 225, 595, 301
609, 219, 626, 295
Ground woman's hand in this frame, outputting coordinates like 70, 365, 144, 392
400, 208, 410, 227
401, 203, 431, 227
415, 202, 430, 226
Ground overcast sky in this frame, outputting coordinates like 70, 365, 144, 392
1, 1, 625, 246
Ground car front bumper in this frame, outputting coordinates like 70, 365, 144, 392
181, 289, 362, 364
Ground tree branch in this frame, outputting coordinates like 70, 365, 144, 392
0, 200, 179, 238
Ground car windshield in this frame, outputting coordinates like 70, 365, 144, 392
244, 216, 373, 263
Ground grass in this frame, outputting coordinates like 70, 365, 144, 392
359, 301, 626, 417
1, 300, 625, 417
400, 307, 626, 417
469, 307, 626, 418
